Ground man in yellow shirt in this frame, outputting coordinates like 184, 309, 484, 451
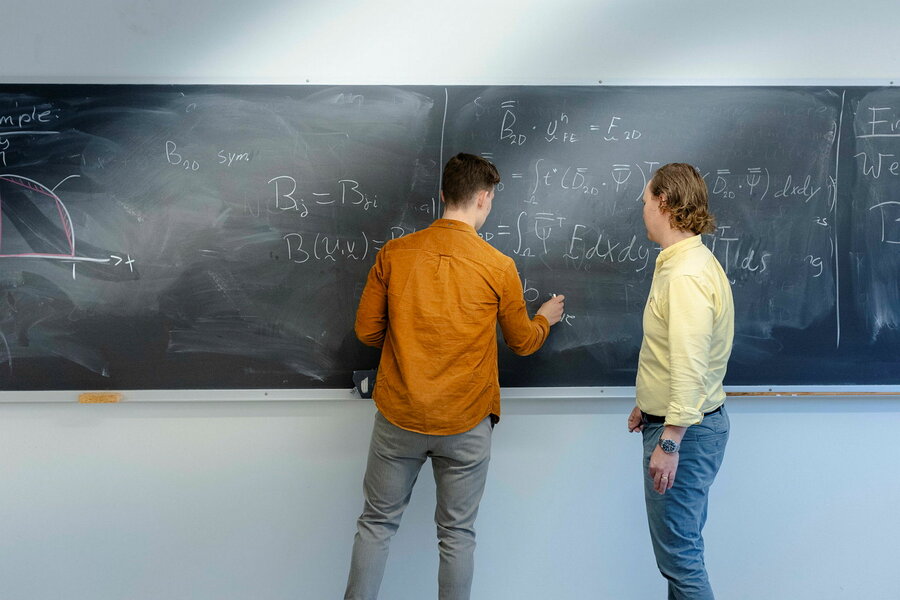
345, 153, 565, 600
627, 163, 734, 600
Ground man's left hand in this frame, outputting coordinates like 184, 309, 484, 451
649, 446, 679, 494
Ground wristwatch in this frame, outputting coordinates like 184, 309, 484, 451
658, 438, 680, 454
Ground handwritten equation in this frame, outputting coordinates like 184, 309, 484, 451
856, 103, 900, 246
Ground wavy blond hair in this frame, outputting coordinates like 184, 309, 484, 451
650, 163, 715, 235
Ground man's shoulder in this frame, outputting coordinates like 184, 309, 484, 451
378, 229, 430, 257
662, 248, 728, 299
470, 235, 515, 266
668, 242, 718, 276
386, 227, 514, 266
445, 237, 517, 283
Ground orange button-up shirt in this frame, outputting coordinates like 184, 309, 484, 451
355, 219, 550, 435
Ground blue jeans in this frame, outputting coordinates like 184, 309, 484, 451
344, 412, 492, 600
642, 407, 729, 600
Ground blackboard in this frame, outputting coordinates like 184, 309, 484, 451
0, 84, 897, 391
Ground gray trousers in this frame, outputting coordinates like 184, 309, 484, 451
344, 412, 492, 600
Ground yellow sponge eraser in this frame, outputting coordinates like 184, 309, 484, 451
78, 392, 123, 404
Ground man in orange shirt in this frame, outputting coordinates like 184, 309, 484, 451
344, 153, 565, 600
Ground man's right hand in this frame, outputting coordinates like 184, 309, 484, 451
537, 294, 566, 326
627, 405, 644, 432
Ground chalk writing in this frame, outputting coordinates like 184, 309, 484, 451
0, 105, 54, 131
563, 225, 653, 273
855, 151, 900, 178
267, 176, 309, 216
773, 174, 823, 202
869, 201, 900, 244
601, 116, 642, 142
281, 231, 371, 264
500, 100, 527, 146
217, 149, 252, 166
707, 225, 772, 277
165, 141, 200, 171
858, 106, 900, 138
545, 113, 578, 144
521, 278, 576, 326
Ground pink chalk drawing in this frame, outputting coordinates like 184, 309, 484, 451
0, 174, 75, 258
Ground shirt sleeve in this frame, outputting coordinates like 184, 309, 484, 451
497, 261, 550, 356
665, 274, 714, 427
354, 249, 389, 348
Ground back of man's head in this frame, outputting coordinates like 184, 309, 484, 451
441, 153, 501, 208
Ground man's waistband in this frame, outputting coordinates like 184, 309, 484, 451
641, 404, 723, 424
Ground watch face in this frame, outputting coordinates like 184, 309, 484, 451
660, 439, 678, 453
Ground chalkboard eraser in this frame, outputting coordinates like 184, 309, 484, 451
353, 369, 377, 399
78, 392, 123, 404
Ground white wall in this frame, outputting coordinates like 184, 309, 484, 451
7, 0, 900, 85
1, 2, 899, 599
1, 396, 898, 599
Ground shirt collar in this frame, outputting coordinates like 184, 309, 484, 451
430, 219, 479, 236
655, 234, 702, 267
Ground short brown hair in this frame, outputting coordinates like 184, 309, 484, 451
441, 153, 500, 208
650, 163, 715, 234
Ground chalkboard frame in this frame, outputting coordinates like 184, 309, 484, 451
0, 83, 899, 396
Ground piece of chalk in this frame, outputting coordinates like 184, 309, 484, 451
78, 392, 123, 404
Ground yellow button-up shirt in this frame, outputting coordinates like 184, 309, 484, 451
355, 219, 550, 435
635, 235, 734, 427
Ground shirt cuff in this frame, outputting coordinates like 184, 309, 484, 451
665, 402, 704, 427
